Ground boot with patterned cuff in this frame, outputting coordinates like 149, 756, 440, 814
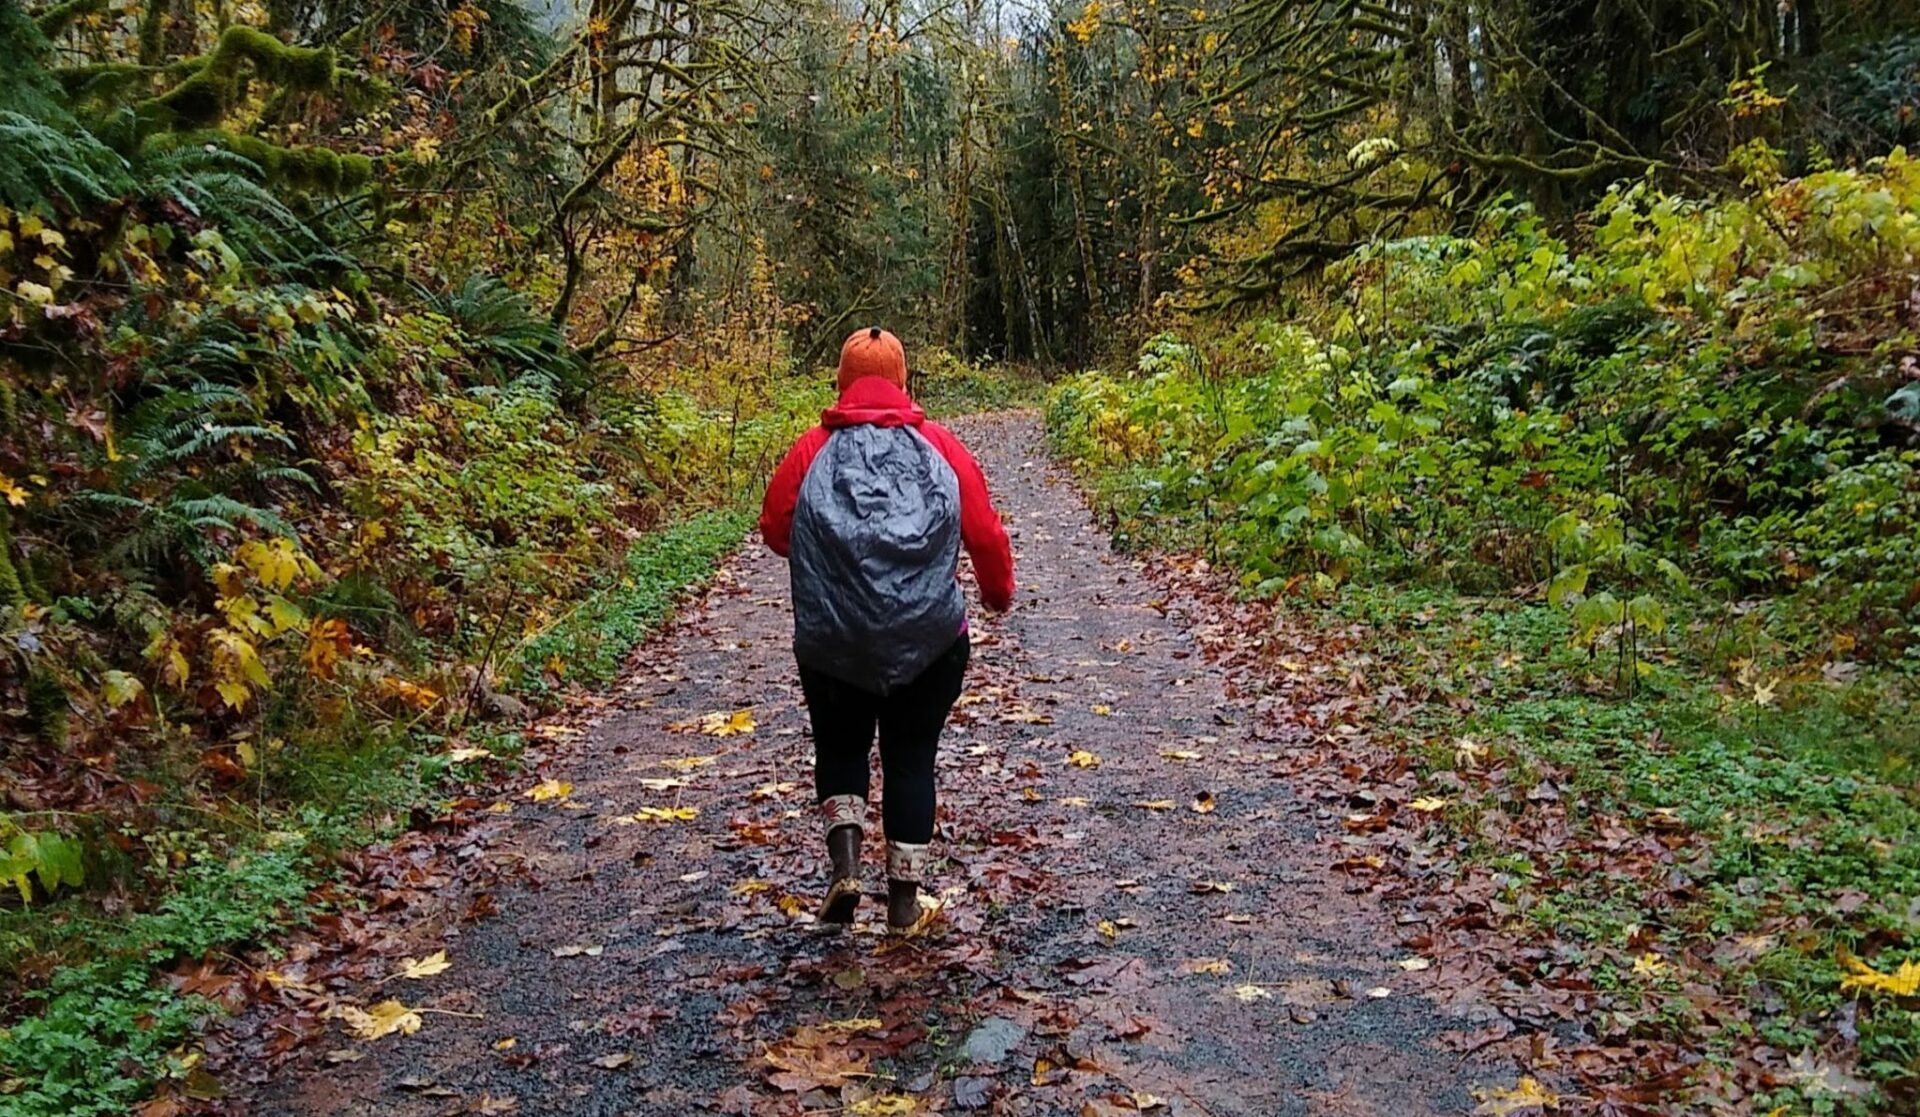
885, 840, 929, 932
819, 795, 866, 924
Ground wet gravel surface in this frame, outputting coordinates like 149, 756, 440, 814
253, 413, 1499, 1116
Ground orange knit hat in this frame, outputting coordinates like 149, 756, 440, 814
837, 327, 907, 392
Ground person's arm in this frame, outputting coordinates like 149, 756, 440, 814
759, 427, 829, 556
922, 423, 1015, 611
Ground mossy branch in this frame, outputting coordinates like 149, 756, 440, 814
147, 130, 373, 191
33, 0, 107, 40
137, 25, 336, 131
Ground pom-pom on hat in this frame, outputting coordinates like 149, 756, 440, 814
837, 327, 908, 392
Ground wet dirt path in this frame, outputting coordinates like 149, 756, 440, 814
257, 413, 1498, 1116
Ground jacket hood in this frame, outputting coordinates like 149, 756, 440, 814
822, 376, 925, 429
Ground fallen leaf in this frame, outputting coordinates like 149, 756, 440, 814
1190, 791, 1216, 814
1134, 799, 1176, 811
468, 1095, 519, 1115
446, 747, 492, 762
524, 779, 572, 802
1408, 796, 1449, 812
1631, 952, 1669, 977
551, 944, 604, 958
392, 951, 452, 981
591, 1052, 634, 1070
817, 1017, 883, 1033
1232, 984, 1272, 1002
660, 755, 716, 772
1065, 750, 1102, 769
613, 806, 699, 824
1396, 957, 1431, 972
1189, 879, 1235, 894
1180, 958, 1231, 975
1160, 749, 1203, 761
1091, 704, 1113, 716
700, 709, 756, 737
639, 777, 689, 791
1840, 954, 1920, 997
338, 999, 422, 1040
1471, 1076, 1558, 1115
847, 1096, 916, 1116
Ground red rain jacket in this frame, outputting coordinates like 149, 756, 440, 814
759, 377, 1015, 612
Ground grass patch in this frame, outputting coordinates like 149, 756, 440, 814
1317, 586, 1920, 1112
514, 507, 751, 697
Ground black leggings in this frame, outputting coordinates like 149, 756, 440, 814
800, 636, 970, 845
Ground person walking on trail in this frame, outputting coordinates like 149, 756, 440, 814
759, 327, 1015, 933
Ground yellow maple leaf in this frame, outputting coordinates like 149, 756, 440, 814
0, 475, 27, 507
847, 1096, 916, 1116
1065, 750, 1101, 769
660, 755, 716, 772
699, 709, 756, 737
524, 779, 573, 802
617, 806, 698, 824
392, 951, 452, 981
1472, 1076, 1559, 1115
1409, 796, 1450, 812
339, 999, 422, 1040
1631, 952, 1668, 977
1840, 955, 1920, 997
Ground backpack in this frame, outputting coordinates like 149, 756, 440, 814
788, 424, 965, 694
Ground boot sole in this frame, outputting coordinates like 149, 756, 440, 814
820, 879, 861, 924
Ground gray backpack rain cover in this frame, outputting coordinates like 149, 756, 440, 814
789, 424, 965, 695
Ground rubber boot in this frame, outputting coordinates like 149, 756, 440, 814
885, 840, 930, 933
886, 878, 920, 932
820, 825, 862, 924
